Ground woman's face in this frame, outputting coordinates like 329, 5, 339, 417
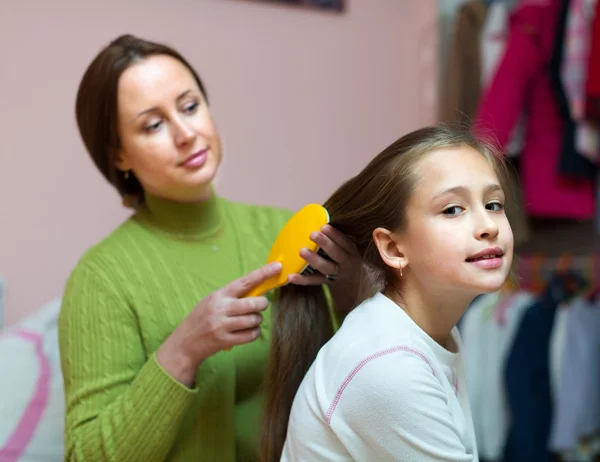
116, 54, 222, 202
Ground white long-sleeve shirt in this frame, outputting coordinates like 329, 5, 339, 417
281, 292, 479, 462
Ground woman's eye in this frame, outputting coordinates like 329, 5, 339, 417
183, 102, 199, 113
443, 206, 464, 216
486, 202, 504, 212
144, 120, 162, 132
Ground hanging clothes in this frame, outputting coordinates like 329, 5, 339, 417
480, 0, 527, 157
560, 0, 600, 166
439, 0, 489, 127
584, 0, 600, 123
478, 0, 532, 246
474, 0, 596, 219
503, 278, 564, 462
460, 262, 599, 462
549, 303, 570, 415
461, 290, 535, 461
549, 297, 600, 455
439, 0, 471, 61
549, 0, 598, 179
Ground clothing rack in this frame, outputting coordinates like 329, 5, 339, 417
515, 218, 600, 256
439, 0, 600, 253
512, 252, 600, 292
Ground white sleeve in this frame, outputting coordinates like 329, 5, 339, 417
330, 351, 475, 462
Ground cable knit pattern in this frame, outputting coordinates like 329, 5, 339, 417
58, 194, 293, 462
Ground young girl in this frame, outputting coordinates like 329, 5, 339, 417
261, 126, 514, 461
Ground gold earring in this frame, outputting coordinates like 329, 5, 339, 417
400, 266, 403, 277
124, 170, 130, 180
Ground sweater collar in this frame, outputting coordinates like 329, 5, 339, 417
139, 188, 223, 240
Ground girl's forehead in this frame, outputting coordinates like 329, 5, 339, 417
412, 147, 500, 197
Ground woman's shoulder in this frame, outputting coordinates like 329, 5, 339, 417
67, 216, 142, 284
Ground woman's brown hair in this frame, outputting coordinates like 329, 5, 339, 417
75, 34, 208, 207
260, 125, 514, 461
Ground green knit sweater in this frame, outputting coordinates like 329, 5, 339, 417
58, 192, 296, 461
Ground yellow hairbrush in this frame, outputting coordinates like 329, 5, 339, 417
244, 203, 331, 298
225, 203, 330, 351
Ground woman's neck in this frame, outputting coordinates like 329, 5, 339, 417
137, 188, 223, 240
384, 279, 474, 351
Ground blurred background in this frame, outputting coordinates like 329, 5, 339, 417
0, 0, 599, 461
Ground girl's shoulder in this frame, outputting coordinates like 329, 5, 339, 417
313, 293, 462, 399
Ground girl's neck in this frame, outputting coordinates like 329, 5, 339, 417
384, 280, 473, 351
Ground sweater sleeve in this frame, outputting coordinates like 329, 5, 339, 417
332, 351, 474, 462
59, 260, 198, 462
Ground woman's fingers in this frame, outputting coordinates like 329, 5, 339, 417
226, 296, 269, 316
227, 312, 264, 333
227, 326, 262, 346
223, 262, 282, 298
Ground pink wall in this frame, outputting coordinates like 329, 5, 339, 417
0, 0, 438, 327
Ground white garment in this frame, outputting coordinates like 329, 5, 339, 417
460, 290, 534, 461
282, 292, 478, 462
480, 2, 509, 87
549, 297, 600, 453
549, 304, 570, 410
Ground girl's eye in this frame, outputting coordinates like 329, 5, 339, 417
443, 206, 464, 216
486, 202, 504, 212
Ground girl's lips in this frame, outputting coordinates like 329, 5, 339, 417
467, 256, 503, 270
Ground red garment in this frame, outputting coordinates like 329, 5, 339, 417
474, 0, 595, 219
585, 0, 600, 122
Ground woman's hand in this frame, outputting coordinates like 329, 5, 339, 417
156, 262, 282, 387
288, 224, 363, 313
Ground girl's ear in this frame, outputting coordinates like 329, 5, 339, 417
372, 228, 408, 271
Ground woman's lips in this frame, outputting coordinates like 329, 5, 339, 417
180, 148, 209, 169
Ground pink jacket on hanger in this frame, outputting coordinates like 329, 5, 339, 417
474, 0, 595, 219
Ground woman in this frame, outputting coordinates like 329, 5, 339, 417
58, 34, 361, 462
262, 126, 515, 461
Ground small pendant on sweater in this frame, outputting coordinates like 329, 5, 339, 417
212, 245, 218, 252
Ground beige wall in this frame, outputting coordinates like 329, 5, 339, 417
0, 0, 438, 326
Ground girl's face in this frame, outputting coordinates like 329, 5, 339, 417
398, 146, 514, 297
116, 54, 222, 202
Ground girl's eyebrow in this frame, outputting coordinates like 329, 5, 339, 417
432, 183, 503, 201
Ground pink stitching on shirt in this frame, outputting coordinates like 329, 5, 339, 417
324, 345, 436, 424
452, 369, 459, 395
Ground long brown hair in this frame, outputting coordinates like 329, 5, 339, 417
75, 34, 208, 207
260, 125, 513, 461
